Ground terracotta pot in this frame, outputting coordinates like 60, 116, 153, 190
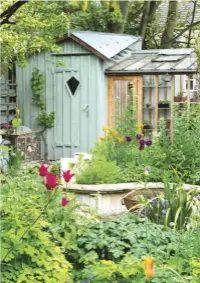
174, 97, 182, 102
122, 188, 164, 212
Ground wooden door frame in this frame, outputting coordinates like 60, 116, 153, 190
107, 75, 143, 127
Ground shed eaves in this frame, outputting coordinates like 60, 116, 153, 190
106, 49, 197, 75
69, 31, 141, 60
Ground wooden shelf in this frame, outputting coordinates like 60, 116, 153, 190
143, 107, 155, 109
0, 103, 16, 106
158, 107, 170, 109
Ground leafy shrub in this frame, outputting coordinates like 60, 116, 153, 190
135, 182, 200, 230
76, 158, 121, 184
73, 214, 200, 282
76, 214, 180, 262
0, 170, 73, 283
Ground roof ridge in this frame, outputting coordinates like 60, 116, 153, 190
69, 30, 140, 38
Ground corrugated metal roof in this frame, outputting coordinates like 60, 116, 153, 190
70, 31, 141, 60
106, 49, 197, 74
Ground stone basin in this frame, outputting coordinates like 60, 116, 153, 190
67, 182, 200, 216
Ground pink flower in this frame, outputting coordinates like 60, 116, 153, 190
38, 164, 49, 177
44, 172, 58, 190
63, 170, 74, 183
61, 197, 70, 206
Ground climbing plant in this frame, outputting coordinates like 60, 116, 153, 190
31, 68, 55, 129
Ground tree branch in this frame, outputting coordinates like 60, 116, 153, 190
163, 20, 200, 46
0, 0, 29, 26
187, 1, 197, 47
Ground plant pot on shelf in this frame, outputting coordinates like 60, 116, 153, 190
174, 97, 182, 102
143, 125, 153, 130
158, 103, 170, 108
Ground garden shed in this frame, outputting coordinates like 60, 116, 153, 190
15, 31, 198, 160
16, 31, 142, 160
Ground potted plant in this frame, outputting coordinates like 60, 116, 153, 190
146, 103, 151, 108
143, 120, 153, 130
174, 91, 187, 102
12, 107, 22, 134
158, 100, 170, 108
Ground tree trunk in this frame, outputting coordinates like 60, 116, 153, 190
161, 1, 178, 48
139, 1, 151, 45
139, 1, 161, 49
107, 0, 129, 33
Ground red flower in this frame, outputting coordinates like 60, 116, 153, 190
63, 170, 74, 183
61, 197, 70, 206
44, 172, 58, 190
38, 164, 49, 177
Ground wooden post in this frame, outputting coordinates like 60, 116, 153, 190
155, 75, 159, 132
187, 75, 190, 103
107, 77, 114, 127
137, 76, 143, 124
170, 75, 175, 142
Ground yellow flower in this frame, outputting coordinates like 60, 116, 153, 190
118, 138, 124, 143
102, 126, 109, 132
143, 257, 155, 279
139, 123, 144, 129
99, 136, 105, 142
114, 131, 119, 138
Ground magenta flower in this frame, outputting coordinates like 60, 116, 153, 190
44, 172, 58, 190
61, 197, 70, 206
136, 134, 142, 140
38, 164, 49, 177
125, 136, 132, 142
145, 140, 152, 146
2, 123, 11, 129
63, 170, 74, 183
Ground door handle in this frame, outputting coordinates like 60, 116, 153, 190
82, 104, 89, 112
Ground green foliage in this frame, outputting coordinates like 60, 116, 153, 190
136, 182, 200, 230
73, 213, 200, 282
0, 171, 72, 283
31, 68, 55, 129
76, 157, 120, 184
6, 149, 24, 173
37, 112, 55, 129
12, 118, 22, 128
77, 105, 200, 185
1, 0, 70, 67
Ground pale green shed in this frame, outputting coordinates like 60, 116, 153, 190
16, 31, 142, 160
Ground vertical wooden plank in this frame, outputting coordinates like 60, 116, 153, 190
155, 75, 159, 132
137, 76, 143, 124
170, 75, 175, 142
132, 76, 137, 119
187, 74, 190, 103
107, 77, 114, 127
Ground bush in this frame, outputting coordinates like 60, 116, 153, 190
0, 170, 73, 283
76, 158, 121, 184
73, 214, 200, 282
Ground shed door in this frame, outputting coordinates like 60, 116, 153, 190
53, 68, 89, 158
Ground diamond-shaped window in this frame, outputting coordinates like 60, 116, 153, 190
67, 76, 80, 95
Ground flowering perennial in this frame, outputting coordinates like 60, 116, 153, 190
63, 170, 74, 183
38, 164, 74, 206
44, 172, 59, 190
143, 257, 155, 279
61, 197, 70, 206
38, 164, 49, 177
